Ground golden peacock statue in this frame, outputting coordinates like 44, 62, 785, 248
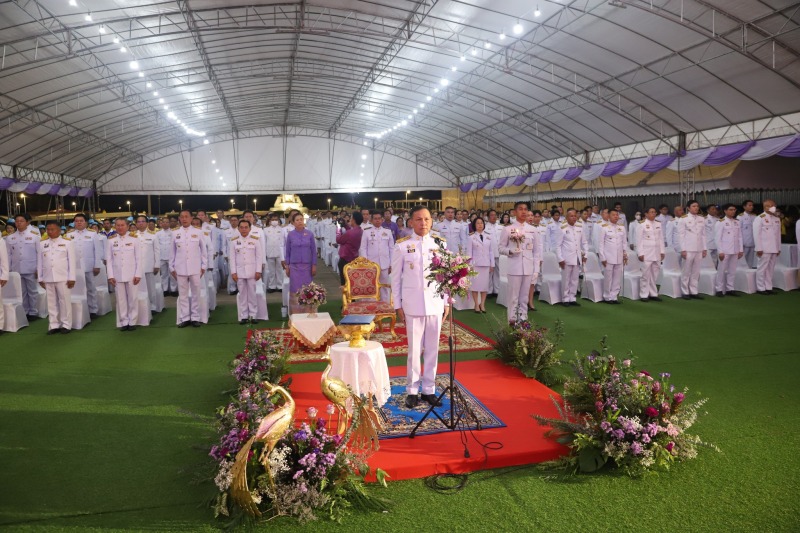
229, 381, 295, 517
320, 353, 383, 454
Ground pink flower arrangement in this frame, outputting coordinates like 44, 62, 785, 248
425, 247, 478, 299
296, 281, 327, 306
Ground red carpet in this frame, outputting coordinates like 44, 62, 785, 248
287, 359, 569, 481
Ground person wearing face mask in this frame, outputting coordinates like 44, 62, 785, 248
753, 199, 782, 294
628, 211, 642, 252
263, 214, 285, 293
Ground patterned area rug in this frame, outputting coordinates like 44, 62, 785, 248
250, 319, 494, 364
378, 374, 505, 439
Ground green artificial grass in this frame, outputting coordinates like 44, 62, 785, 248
1, 292, 799, 532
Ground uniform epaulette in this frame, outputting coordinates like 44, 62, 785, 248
680, 214, 688, 218
230, 236, 238, 241
108, 234, 118, 239
63, 234, 72, 240
396, 235, 411, 244
468, 231, 475, 236
147, 229, 156, 234
130, 230, 138, 237
561, 223, 567, 228
601, 223, 608, 227
31, 228, 40, 235
40, 234, 48, 241
250, 234, 259, 239
759, 213, 766, 218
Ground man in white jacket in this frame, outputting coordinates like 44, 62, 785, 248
753, 199, 782, 295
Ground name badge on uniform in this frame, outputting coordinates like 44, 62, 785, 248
43, 243, 50, 248
191, 234, 198, 238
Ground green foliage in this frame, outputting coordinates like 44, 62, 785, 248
486, 317, 565, 386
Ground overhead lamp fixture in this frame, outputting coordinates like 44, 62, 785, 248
113, 37, 119, 44
85, 13, 92, 22
413, 109, 418, 114
470, 48, 477, 56
513, 22, 523, 34
69, 0, 77, 6
401, 120, 408, 126
440, 78, 449, 86
363, 141, 368, 145
360, 173, 364, 177
361, 154, 367, 160
484, 41, 491, 49
212, 160, 216, 164
99, 25, 106, 34
146, 82, 152, 88
534, 6, 541, 17
163, 105, 168, 110
361, 164, 365, 168
138, 72, 144, 78
158, 98, 164, 103
393, 126, 397, 130
419, 103, 425, 108
460, 55, 466, 61
120, 46, 127, 53
168, 112, 176, 119
215, 169, 219, 172
434, 88, 439, 93
451, 66, 457, 72
426, 95, 432, 101
129, 61, 138, 69
499, 32, 506, 40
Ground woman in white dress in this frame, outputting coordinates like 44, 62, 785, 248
465, 217, 495, 313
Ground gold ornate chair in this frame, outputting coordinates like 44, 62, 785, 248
341, 257, 397, 338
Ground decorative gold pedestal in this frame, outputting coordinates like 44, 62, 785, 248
338, 321, 376, 348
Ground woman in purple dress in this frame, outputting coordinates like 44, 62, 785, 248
283, 213, 317, 295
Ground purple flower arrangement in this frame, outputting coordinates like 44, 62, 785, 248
296, 281, 327, 307
487, 317, 564, 386
232, 332, 290, 388
534, 349, 717, 476
426, 247, 478, 298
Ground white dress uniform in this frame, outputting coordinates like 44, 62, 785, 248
753, 212, 782, 292
106, 233, 142, 328
229, 233, 265, 321
677, 213, 707, 296
135, 229, 162, 312
263, 224, 286, 291
714, 217, 743, 294
38, 236, 77, 331
555, 222, 589, 303
156, 228, 176, 293
665, 219, 681, 254
0, 235, 8, 329
597, 222, 628, 302
222, 226, 240, 293
705, 215, 719, 266
546, 221, 562, 254
391, 232, 446, 396
636, 220, 665, 299
6, 227, 40, 316
69, 228, 104, 315
499, 220, 539, 321
465, 231, 495, 292
628, 220, 640, 251
737, 211, 757, 268
484, 221, 501, 294
529, 223, 547, 288
200, 223, 217, 290
359, 224, 394, 302
655, 213, 673, 244
433, 219, 468, 252
169, 225, 208, 324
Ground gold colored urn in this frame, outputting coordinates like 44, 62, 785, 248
338, 321, 376, 348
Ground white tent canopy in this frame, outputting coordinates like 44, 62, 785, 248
1, 0, 799, 194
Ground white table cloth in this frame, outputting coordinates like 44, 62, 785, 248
289, 312, 337, 349
329, 340, 391, 407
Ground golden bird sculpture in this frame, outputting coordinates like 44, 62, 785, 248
229, 381, 295, 517
320, 354, 383, 454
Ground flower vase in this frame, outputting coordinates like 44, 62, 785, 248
308, 306, 318, 318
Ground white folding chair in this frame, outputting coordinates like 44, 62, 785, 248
136, 278, 152, 326
658, 251, 682, 298
70, 270, 91, 330
734, 261, 757, 294
781, 244, 798, 268
36, 285, 48, 318
206, 272, 217, 311
538, 252, 563, 305
1, 272, 29, 332
580, 253, 604, 302
254, 280, 270, 320
773, 259, 799, 291
495, 254, 509, 308
94, 265, 113, 316
622, 253, 642, 301
697, 253, 718, 296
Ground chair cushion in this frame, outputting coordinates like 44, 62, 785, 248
347, 268, 378, 297
343, 300, 394, 315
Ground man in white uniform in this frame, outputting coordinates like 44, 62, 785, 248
263, 213, 285, 293
170, 209, 208, 327
38, 221, 77, 334
359, 211, 394, 302
71, 213, 104, 318
546, 210, 562, 253
434, 206, 468, 253
215, 210, 231, 231
655, 205, 673, 245
156, 217, 176, 296
753, 199, 782, 295
0, 233, 7, 333
714, 203, 743, 297
738, 200, 757, 268
499, 202, 538, 322
359, 208, 372, 231
636, 207, 665, 301
556, 208, 589, 306
392, 205, 449, 409
6, 214, 40, 319
230, 219, 264, 324
527, 210, 546, 310
134, 215, 162, 312
598, 210, 628, 304
106, 218, 142, 331
704, 204, 720, 266
484, 209, 501, 296
665, 205, 684, 257
678, 200, 707, 299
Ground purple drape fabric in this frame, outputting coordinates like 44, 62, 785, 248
538, 170, 556, 183
562, 167, 583, 181
512, 174, 527, 186
777, 137, 800, 157
601, 160, 629, 176
703, 141, 755, 166
0, 177, 14, 190
641, 154, 676, 173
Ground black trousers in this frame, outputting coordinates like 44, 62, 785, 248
338, 258, 351, 286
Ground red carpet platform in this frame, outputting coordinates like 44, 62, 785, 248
287, 359, 569, 481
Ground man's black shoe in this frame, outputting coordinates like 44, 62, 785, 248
716, 292, 725, 297
561, 302, 570, 307
191, 321, 202, 327
60, 328, 71, 334
251, 319, 259, 325
127, 325, 136, 331
758, 290, 770, 295
240, 319, 248, 325
570, 301, 581, 307
27, 314, 39, 321
649, 296, 663, 302
178, 321, 190, 328
611, 299, 621, 304
690, 294, 703, 300
682, 295, 691, 300
404, 395, 419, 409
727, 291, 740, 297
421, 394, 443, 407
47, 328, 59, 335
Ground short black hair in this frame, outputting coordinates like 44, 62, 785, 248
179, 209, 192, 217
686, 199, 699, 208
73, 213, 88, 223
136, 215, 148, 223
471, 216, 485, 233
531, 209, 542, 216
721, 203, 736, 211
238, 219, 251, 227
15, 213, 31, 222
513, 201, 530, 210
551, 209, 560, 216
566, 208, 578, 215
45, 220, 60, 227
242, 210, 254, 217
352, 211, 364, 225
646, 206, 657, 214
742, 199, 754, 207
370, 210, 382, 217
168, 215, 178, 222
409, 205, 430, 220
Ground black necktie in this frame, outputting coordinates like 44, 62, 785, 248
480, 234, 483, 242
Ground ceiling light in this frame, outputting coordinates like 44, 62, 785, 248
146, 82, 152, 88
484, 41, 491, 49
499, 32, 506, 40
129, 61, 138, 69
113, 37, 119, 44
120, 46, 127, 53
138, 72, 144, 78
471, 48, 477, 56
361, 154, 367, 160
534, 6, 541, 17
69, 0, 77, 5
408, 115, 412, 119
215, 169, 219, 172
158, 98, 164, 103
200, 132, 205, 136
99, 25, 106, 34
168, 112, 176, 119
440, 78, 449, 86
85, 13, 92, 22
434, 88, 439, 93
361, 164, 365, 168
393, 126, 397, 130
360, 173, 364, 177
513, 23, 523, 34
363, 141, 368, 145
460, 55, 466, 61
212, 160, 216, 164
426, 96, 432, 101
451, 66, 457, 72
420, 103, 425, 108
413, 109, 418, 114
163, 105, 168, 110
401, 120, 408, 126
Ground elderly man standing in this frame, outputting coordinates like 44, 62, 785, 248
678, 200, 707, 300
0, 232, 8, 333
753, 199, 782, 295
38, 221, 77, 334
714, 203, 743, 297
556, 208, 589, 306
106, 218, 142, 331
499, 201, 538, 322
71, 213, 104, 319
598, 210, 628, 304
170, 209, 208, 328
359, 211, 394, 302
392, 205, 449, 409
6, 214, 40, 320
434, 206, 468, 253
637, 207, 665, 301
134, 215, 162, 313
